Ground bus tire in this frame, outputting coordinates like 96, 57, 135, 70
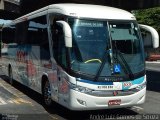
8, 66, 13, 85
43, 80, 53, 107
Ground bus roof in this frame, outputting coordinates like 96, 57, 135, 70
13, 4, 136, 24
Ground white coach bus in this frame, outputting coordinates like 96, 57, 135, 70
1, 4, 159, 110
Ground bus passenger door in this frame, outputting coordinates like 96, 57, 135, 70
52, 22, 69, 102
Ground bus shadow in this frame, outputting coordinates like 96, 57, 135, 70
146, 70, 160, 92
0, 75, 138, 120
46, 106, 138, 120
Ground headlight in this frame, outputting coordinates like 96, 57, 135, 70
69, 83, 93, 93
75, 86, 93, 93
136, 81, 146, 90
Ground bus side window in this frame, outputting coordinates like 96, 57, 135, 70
27, 15, 50, 60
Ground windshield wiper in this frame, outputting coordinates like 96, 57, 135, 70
115, 50, 135, 80
94, 51, 109, 81
94, 48, 135, 81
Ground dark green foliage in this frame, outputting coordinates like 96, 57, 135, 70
134, 7, 160, 34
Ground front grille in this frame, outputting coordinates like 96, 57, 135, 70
87, 88, 140, 97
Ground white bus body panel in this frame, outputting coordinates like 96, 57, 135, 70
51, 72, 146, 110
13, 4, 136, 24
69, 87, 146, 110
48, 4, 136, 20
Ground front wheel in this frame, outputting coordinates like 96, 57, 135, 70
43, 80, 53, 107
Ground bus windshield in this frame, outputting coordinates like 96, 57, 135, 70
68, 18, 145, 80
68, 19, 111, 77
108, 22, 145, 76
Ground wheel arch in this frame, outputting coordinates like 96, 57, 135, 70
41, 73, 49, 94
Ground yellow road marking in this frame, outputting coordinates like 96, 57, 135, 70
11, 98, 32, 105
12, 99, 20, 104
49, 115, 58, 120
8, 100, 14, 103
0, 79, 33, 105
16, 98, 32, 104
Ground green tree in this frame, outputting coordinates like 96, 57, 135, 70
134, 7, 160, 34
134, 7, 160, 56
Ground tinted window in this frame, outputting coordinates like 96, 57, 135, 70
27, 16, 50, 60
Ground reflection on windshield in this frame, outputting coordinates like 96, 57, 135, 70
68, 19, 145, 80
73, 20, 108, 62
109, 22, 145, 74
68, 19, 110, 76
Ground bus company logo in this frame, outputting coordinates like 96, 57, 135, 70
16, 50, 27, 61
123, 82, 132, 87
108, 99, 121, 106
113, 91, 118, 96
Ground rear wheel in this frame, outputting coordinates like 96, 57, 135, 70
43, 80, 53, 107
8, 66, 13, 85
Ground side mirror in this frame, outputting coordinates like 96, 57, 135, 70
139, 24, 159, 48
56, 21, 72, 47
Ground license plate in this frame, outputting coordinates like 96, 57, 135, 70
108, 99, 121, 106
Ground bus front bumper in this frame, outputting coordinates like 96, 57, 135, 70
68, 87, 146, 110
